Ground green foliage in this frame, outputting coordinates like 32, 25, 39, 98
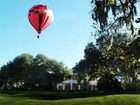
91, 0, 139, 35
0, 53, 71, 90
97, 73, 123, 92
73, 33, 140, 91
90, 0, 140, 91
73, 42, 103, 90
125, 79, 140, 91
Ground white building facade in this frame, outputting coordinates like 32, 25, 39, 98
56, 78, 98, 91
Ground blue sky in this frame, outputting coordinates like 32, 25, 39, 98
0, 0, 93, 69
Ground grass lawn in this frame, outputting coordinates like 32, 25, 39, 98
0, 91, 140, 105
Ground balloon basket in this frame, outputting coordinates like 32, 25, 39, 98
37, 34, 40, 38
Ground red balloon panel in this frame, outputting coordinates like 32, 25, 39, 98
28, 4, 53, 34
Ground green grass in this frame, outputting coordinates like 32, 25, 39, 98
0, 91, 140, 105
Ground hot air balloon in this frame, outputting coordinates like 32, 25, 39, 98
28, 4, 53, 38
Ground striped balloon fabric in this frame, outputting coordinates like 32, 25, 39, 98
28, 4, 53, 38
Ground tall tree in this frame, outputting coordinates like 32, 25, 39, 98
0, 53, 71, 90
73, 42, 103, 90
91, 0, 139, 36
0, 53, 34, 89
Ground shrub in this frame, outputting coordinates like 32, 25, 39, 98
97, 73, 123, 92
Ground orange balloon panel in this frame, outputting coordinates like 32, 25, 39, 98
28, 4, 53, 34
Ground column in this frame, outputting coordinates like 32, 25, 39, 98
70, 80, 73, 90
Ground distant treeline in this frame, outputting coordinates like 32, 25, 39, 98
0, 53, 71, 90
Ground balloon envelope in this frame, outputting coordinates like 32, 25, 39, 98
28, 4, 53, 35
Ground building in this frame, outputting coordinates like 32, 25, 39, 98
56, 74, 98, 91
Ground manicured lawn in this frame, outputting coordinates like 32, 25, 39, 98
0, 91, 140, 105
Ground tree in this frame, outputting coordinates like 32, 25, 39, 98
97, 73, 123, 92
126, 37, 140, 86
73, 42, 103, 90
97, 34, 140, 90
73, 0, 140, 91
84, 42, 103, 78
73, 32, 140, 91
44, 59, 71, 90
91, 0, 139, 36
90, 0, 140, 85
0, 53, 71, 90
32, 54, 71, 90
0, 53, 34, 89
73, 59, 88, 90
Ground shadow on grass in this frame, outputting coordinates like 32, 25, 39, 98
0, 90, 118, 100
